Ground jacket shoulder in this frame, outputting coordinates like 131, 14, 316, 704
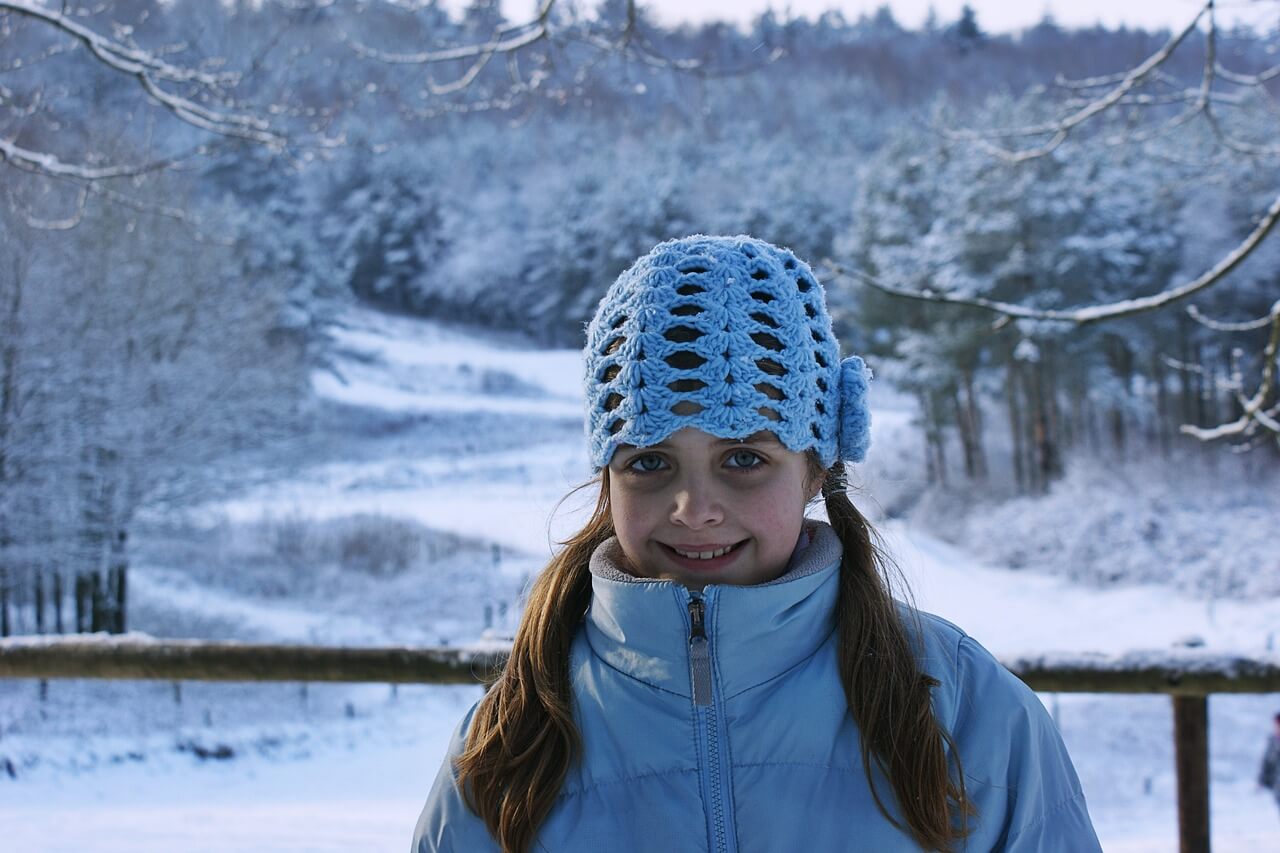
411, 700, 500, 853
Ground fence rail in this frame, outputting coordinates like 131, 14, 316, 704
2, 636, 1279, 853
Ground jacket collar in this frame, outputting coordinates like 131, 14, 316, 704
584, 520, 843, 700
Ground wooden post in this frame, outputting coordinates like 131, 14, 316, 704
1173, 695, 1210, 853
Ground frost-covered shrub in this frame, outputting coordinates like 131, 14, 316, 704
334, 515, 423, 577
951, 457, 1280, 599
262, 515, 313, 569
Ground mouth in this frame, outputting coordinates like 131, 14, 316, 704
661, 539, 748, 571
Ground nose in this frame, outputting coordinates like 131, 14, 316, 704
669, 474, 723, 529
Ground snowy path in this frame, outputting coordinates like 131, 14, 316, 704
3, 305, 1278, 851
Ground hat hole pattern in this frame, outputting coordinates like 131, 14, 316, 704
585, 237, 853, 469
664, 326, 703, 344
751, 332, 783, 351
666, 351, 707, 370
756, 357, 785, 376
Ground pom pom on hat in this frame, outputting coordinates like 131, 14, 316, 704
837, 355, 872, 464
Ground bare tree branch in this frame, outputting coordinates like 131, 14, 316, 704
825, 186, 1280, 329
0, 137, 188, 179
942, 2, 1210, 161
1178, 296, 1279, 441
0, 0, 283, 181
1187, 303, 1276, 332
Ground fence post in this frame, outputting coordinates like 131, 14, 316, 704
1172, 695, 1210, 853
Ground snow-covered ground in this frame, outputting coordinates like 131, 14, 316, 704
2, 304, 1278, 851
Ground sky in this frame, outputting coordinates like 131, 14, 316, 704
486, 0, 1274, 35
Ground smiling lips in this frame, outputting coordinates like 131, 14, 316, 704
667, 540, 745, 561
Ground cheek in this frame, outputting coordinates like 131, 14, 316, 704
740, 480, 807, 532
608, 484, 653, 548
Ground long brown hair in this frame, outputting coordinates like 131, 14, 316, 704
454, 462, 972, 852
820, 459, 973, 848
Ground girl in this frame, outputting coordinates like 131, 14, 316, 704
413, 235, 1100, 852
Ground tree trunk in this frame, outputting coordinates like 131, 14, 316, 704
960, 369, 987, 480
34, 568, 44, 634
53, 572, 64, 634
1153, 352, 1171, 458
1040, 349, 1063, 482
920, 391, 947, 487
1006, 364, 1026, 494
953, 384, 977, 481
0, 571, 9, 637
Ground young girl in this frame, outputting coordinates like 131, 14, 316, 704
413, 235, 1100, 852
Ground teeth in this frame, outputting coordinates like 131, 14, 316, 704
674, 543, 735, 560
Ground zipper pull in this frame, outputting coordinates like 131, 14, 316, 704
688, 596, 712, 706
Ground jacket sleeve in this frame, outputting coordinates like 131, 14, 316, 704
949, 635, 1102, 853
411, 703, 498, 853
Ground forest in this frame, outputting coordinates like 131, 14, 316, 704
2, 0, 1278, 601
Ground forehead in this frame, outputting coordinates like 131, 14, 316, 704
616, 428, 783, 455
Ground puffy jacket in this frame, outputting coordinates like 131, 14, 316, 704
413, 521, 1101, 852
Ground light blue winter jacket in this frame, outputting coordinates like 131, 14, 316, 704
413, 521, 1101, 852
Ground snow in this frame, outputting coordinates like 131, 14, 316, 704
887, 521, 1280, 657
2, 304, 1278, 851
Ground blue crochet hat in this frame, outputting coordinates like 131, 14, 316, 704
584, 234, 871, 470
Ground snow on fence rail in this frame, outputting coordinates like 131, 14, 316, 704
2, 635, 1278, 853
1, 635, 1277, 693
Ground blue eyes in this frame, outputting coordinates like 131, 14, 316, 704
623, 450, 764, 474
628, 454, 667, 473
726, 450, 763, 469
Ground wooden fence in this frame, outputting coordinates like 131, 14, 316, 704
2, 637, 1278, 853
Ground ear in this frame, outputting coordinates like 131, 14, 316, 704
804, 466, 827, 503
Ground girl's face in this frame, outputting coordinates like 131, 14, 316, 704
606, 427, 820, 590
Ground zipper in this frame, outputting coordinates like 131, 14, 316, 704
688, 595, 713, 706
688, 592, 732, 852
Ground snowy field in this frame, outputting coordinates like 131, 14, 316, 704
2, 304, 1278, 851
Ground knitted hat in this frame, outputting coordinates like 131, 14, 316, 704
584, 235, 871, 470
